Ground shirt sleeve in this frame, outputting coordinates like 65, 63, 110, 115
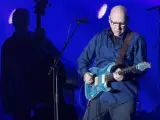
77, 34, 99, 78
132, 35, 148, 77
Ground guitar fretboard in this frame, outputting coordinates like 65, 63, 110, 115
119, 65, 137, 75
105, 65, 137, 81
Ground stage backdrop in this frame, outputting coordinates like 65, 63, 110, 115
0, 0, 160, 113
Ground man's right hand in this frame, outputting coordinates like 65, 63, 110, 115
83, 72, 94, 84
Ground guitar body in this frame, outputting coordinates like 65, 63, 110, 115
85, 62, 116, 100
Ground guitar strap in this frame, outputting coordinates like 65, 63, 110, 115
116, 32, 134, 65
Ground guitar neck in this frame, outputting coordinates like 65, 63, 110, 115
105, 65, 137, 81
104, 62, 150, 81
118, 65, 137, 75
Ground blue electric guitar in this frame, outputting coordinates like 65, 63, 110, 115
85, 62, 151, 100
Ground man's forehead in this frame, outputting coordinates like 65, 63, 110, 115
110, 13, 126, 22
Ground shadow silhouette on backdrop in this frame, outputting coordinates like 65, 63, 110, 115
1, 8, 78, 120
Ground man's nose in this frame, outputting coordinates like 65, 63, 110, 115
117, 24, 122, 30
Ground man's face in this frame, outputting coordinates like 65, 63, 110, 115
109, 14, 128, 36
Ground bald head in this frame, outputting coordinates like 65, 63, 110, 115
110, 5, 128, 22
109, 5, 128, 36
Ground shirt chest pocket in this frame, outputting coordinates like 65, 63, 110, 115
96, 45, 116, 59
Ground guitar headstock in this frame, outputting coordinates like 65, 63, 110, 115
137, 62, 151, 71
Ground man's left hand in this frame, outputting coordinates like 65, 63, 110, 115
113, 68, 124, 81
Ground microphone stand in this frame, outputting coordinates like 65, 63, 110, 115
48, 22, 81, 120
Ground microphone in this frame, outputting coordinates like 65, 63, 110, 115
73, 18, 88, 23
